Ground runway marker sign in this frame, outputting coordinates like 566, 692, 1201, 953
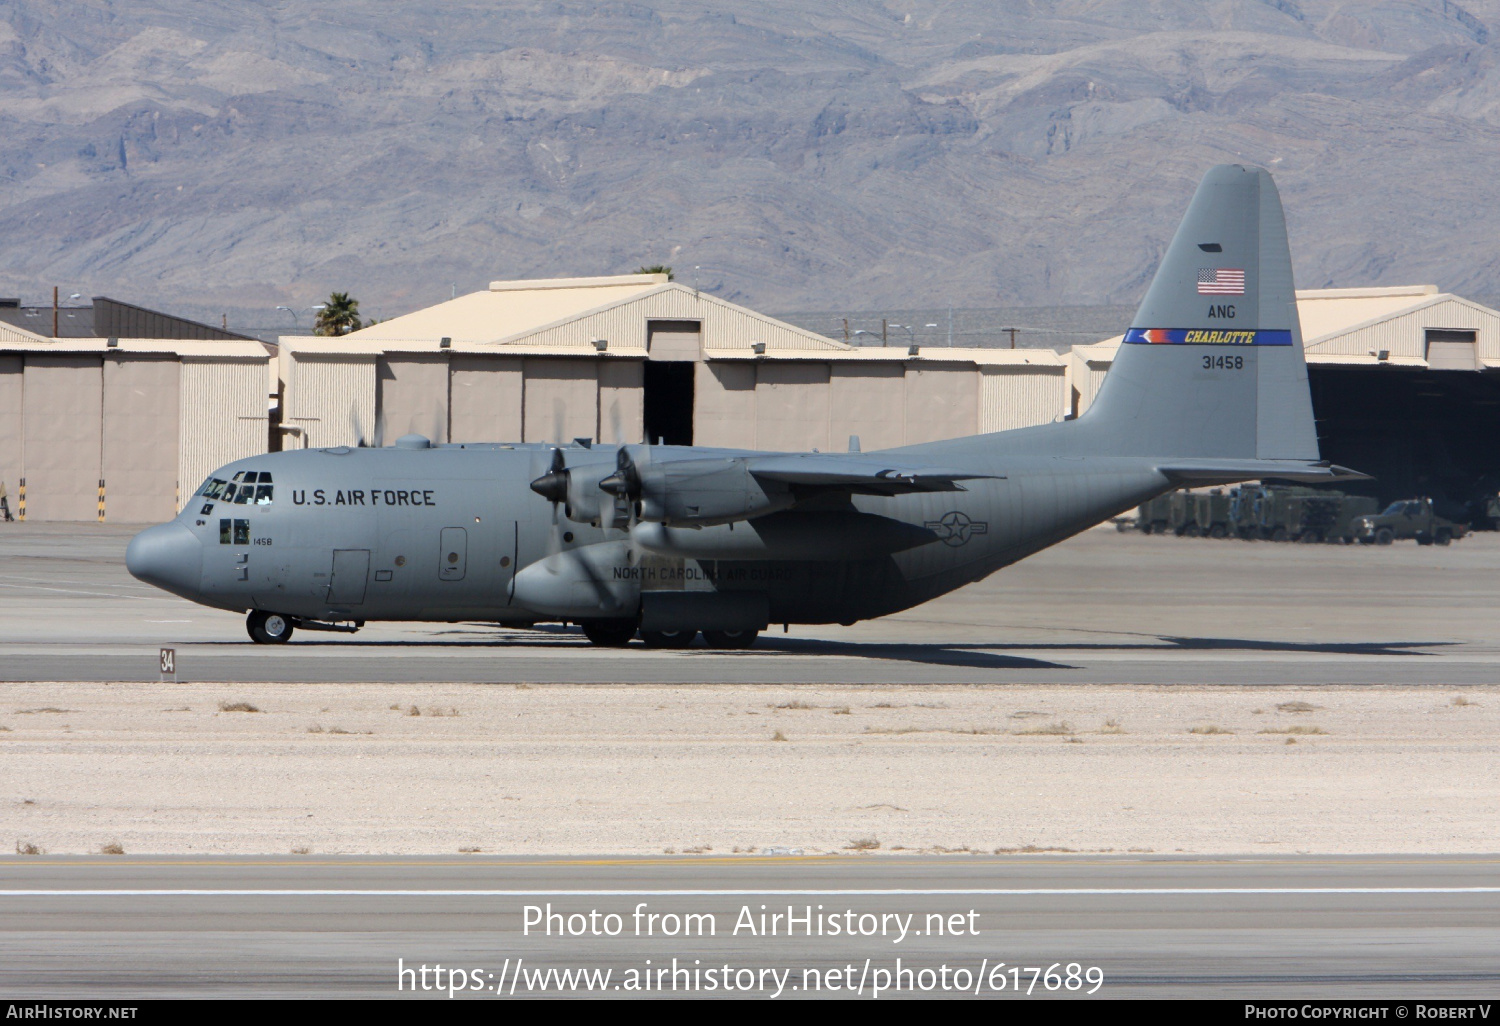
159, 647, 176, 682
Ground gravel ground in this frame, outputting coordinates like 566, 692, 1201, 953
3, 681, 1496, 856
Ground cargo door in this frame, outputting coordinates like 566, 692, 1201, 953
439, 527, 467, 582
328, 549, 371, 605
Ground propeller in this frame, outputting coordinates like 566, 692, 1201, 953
599, 445, 641, 502
349, 402, 366, 447
601, 444, 646, 561
529, 447, 570, 563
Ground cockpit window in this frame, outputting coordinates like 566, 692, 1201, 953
201, 471, 273, 505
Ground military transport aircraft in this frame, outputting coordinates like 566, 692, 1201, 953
127, 165, 1361, 647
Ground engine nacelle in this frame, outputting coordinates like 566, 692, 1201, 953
637, 457, 794, 526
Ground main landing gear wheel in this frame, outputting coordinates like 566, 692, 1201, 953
581, 620, 637, 647
641, 629, 697, 649
702, 628, 759, 650
247, 610, 295, 644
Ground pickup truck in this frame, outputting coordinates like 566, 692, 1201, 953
1353, 498, 1467, 546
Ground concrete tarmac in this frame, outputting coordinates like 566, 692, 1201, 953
2, 523, 1497, 685
2, 855, 1497, 999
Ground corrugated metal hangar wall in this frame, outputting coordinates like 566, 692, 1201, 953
0, 340, 270, 522
279, 344, 1066, 452
278, 276, 1068, 453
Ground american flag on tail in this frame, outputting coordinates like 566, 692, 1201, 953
1197, 268, 1245, 295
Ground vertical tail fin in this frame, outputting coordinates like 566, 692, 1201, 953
1081, 164, 1319, 462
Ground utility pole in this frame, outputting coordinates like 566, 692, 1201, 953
222, 314, 228, 331
948, 305, 953, 347
881, 318, 887, 346
52, 285, 58, 338
1007, 327, 1018, 349
843, 318, 850, 342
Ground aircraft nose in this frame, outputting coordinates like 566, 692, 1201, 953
126, 522, 203, 599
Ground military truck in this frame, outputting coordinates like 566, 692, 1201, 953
1353, 498, 1467, 546
1192, 489, 1234, 538
1136, 493, 1175, 534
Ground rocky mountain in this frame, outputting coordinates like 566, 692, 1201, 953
2, 0, 1499, 331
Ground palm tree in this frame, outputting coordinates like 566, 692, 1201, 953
314, 292, 363, 336
635, 264, 674, 281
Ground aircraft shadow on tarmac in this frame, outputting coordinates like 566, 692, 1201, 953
190, 627, 1450, 672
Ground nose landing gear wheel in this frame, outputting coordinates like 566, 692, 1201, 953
641, 629, 697, 649
702, 628, 759, 650
247, 610, 295, 644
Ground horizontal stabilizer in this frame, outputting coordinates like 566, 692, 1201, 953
747, 454, 1000, 495
1157, 460, 1372, 485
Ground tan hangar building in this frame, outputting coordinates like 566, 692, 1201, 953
275, 273, 1068, 454
0, 323, 271, 522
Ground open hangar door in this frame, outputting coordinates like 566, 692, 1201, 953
1307, 365, 1500, 522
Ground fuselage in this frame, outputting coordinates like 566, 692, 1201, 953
125, 427, 1175, 632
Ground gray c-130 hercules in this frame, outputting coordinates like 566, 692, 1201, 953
127, 165, 1362, 647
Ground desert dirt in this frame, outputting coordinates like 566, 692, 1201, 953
3, 681, 1497, 856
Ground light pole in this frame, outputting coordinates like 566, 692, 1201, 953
275, 306, 301, 330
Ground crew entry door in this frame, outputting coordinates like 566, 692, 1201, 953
328, 549, 370, 605
439, 528, 467, 581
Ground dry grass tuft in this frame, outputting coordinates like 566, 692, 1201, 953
869, 702, 898, 709
327, 727, 352, 735
425, 707, 460, 717
1452, 695, 1478, 707
1286, 737, 1298, 745
1259, 725, 1327, 735
831, 706, 852, 715
1277, 701, 1320, 714
1188, 724, 1234, 735
0, 726, 10, 732
683, 845, 713, 854
99, 841, 125, 855
771, 730, 788, 742
1008, 710, 1050, 720
15, 841, 43, 855
290, 846, 311, 855
306, 725, 324, 734
15, 707, 72, 715
846, 837, 881, 851
406, 705, 421, 716
1017, 721, 1074, 736
863, 725, 924, 735
994, 844, 1076, 854
773, 700, 815, 710
1097, 718, 1126, 734
218, 701, 259, 713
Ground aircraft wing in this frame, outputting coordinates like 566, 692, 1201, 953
1157, 460, 1371, 485
745, 454, 1001, 496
